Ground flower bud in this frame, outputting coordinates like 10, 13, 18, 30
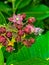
0, 27, 6, 34
6, 31, 12, 38
21, 13, 26, 19
18, 30, 24, 36
28, 17, 35, 23
0, 36, 6, 43
23, 40, 31, 47
29, 38, 35, 44
15, 36, 21, 42
15, 24, 23, 30
24, 27, 31, 34
6, 46, 14, 52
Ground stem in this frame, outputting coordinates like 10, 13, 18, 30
6, 24, 18, 33
15, 0, 22, 12
12, 0, 15, 14
7, 27, 18, 33
12, 0, 22, 14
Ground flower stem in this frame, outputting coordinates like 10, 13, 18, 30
15, 0, 22, 12
12, 0, 15, 14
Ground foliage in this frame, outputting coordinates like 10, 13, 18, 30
0, 0, 49, 25
6, 31, 49, 65
0, 49, 4, 65
0, 0, 49, 64
6, 58, 48, 65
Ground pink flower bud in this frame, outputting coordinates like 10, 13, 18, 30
24, 27, 31, 34
29, 38, 35, 44
0, 27, 6, 34
23, 40, 32, 47
28, 17, 36, 23
18, 30, 24, 36
24, 24, 35, 34
21, 13, 26, 19
6, 46, 14, 52
15, 36, 21, 42
2, 41, 8, 46
0, 36, 6, 43
6, 31, 12, 38
15, 24, 23, 30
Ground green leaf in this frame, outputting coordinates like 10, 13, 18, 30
8, 0, 31, 12
32, 0, 41, 6
6, 58, 48, 65
14, 0, 31, 12
15, 0, 31, 9
6, 31, 49, 65
17, 4, 49, 20
0, 49, 4, 65
0, 2, 12, 15
1, 47, 12, 61
34, 21, 44, 28
0, 12, 7, 25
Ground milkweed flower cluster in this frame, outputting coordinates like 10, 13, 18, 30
0, 26, 14, 52
0, 13, 44, 52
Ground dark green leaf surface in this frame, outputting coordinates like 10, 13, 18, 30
18, 4, 49, 20
14, 0, 31, 9
0, 12, 7, 25
0, 2, 12, 15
